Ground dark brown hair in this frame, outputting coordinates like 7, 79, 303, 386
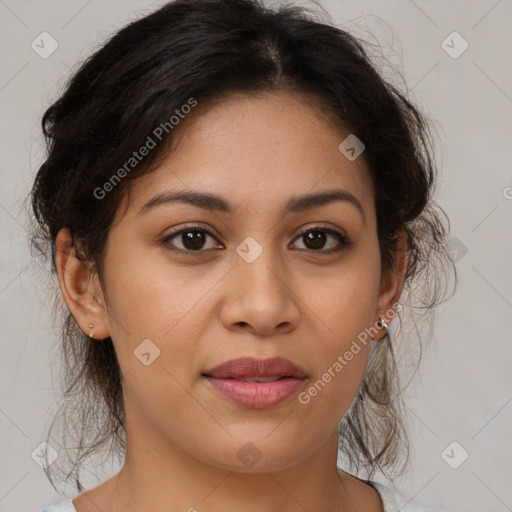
29, 0, 457, 492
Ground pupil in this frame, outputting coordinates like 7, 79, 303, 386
183, 230, 205, 250
305, 231, 325, 250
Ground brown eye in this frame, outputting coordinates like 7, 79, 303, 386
302, 230, 327, 250
180, 230, 208, 250
291, 227, 351, 254
162, 226, 221, 253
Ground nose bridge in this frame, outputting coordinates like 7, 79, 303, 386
233, 233, 285, 298
220, 232, 299, 333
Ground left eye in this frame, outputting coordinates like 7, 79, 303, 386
291, 227, 350, 253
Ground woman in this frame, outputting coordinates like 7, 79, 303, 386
32, 0, 456, 510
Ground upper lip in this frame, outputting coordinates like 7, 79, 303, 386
203, 357, 307, 379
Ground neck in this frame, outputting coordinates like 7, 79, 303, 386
111, 423, 353, 512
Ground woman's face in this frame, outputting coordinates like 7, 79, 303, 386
83, 91, 400, 473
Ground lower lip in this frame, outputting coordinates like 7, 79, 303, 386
202, 376, 306, 409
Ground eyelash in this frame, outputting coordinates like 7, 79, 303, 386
161, 224, 352, 256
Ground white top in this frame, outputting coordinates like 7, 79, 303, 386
39, 480, 442, 511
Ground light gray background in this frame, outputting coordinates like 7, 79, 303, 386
1, 0, 511, 511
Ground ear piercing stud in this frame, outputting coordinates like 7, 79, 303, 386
377, 315, 388, 341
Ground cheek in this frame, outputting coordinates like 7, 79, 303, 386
297, 309, 372, 433
296, 255, 380, 412
301, 251, 380, 345
102, 243, 206, 338
100, 244, 228, 387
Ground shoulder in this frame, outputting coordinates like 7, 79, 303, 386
367, 480, 444, 512
39, 498, 77, 512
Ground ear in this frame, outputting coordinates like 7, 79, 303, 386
55, 227, 110, 340
375, 228, 408, 340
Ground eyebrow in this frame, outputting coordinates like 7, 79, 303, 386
139, 188, 366, 224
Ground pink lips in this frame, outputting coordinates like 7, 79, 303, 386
202, 356, 307, 409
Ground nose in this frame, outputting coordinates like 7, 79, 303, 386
219, 246, 300, 336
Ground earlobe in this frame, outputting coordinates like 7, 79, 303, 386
55, 227, 110, 340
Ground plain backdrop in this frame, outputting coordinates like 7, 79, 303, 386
1, 1, 511, 511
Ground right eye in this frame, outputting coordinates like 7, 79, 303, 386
161, 225, 223, 254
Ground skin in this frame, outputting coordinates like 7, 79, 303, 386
56, 91, 407, 512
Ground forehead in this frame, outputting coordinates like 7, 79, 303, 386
117, 91, 375, 223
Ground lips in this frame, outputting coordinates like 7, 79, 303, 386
202, 356, 307, 380
202, 356, 308, 409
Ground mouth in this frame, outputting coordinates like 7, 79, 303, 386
202, 356, 308, 409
